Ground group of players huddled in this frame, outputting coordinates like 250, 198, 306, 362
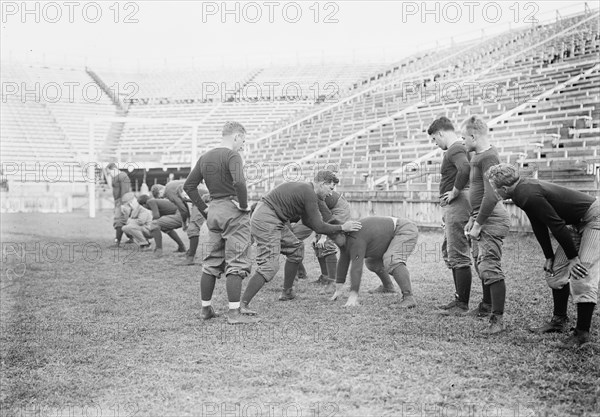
104, 119, 598, 348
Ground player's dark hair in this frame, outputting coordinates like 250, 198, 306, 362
315, 170, 339, 184
427, 117, 455, 135
138, 194, 150, 207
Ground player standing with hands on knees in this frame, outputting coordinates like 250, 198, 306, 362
184, 121, 259, 324
487, 163, 599, 348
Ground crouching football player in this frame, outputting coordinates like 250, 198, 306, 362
487, 163, 599, 348
328, 216, 419, 308
138, 194, 187, 257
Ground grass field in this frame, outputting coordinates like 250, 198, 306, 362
1, 211, 599, 417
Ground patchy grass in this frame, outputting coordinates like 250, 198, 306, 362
1, 212, 598, 417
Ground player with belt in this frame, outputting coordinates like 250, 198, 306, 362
184, 121, 259, 324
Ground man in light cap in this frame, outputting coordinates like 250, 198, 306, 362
121, 192, 153, 249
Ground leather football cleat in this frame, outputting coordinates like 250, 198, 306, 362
368, 285, 397, 294
278, 288, 296, 301
240, 302, 258, 316
201, 306, 219, 320
462, 302, 491, 319
487, 314, 505, 334
555, 328, 591, 349
529, 315, 569, 334
227, 309, 261, 324
397, 295, 416, 309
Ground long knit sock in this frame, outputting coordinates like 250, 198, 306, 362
226, 274, 243, 303
324, 254, 337, 281
552, 283, 570, 317
317, 257, 328, 276
489, 280, 506, 316
241, 273, 267, 305
482, 281, 492, 306
188, 236, 199, 257
283, 261, 299, 290
576, 302, 595, 332
167, 230, 186, 251
116, 227, 124, 243
152, 229, 163, 249
200, 272, 217, 302
454, 267, 472, 304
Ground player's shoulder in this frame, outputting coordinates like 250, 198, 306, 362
448, 141, 467, 155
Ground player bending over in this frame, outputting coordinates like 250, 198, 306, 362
328, 216, 419, 308
488, 163, 599, 348
292, 182, 352, 286
161, 180, 208, 266
138, 193, 187, 257
240, 170, 362, 315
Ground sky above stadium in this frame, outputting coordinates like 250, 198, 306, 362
0, 1, 594, 70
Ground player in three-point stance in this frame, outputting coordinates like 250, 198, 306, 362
328, 216, 419, 308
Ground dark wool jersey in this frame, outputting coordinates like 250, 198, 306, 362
511, 179, 595, 260
184, 147, 248, 212
146, 198, 178, 220
166, 180, 208, 223
336, 217, 411, 286
112, 171, 131, 200
469, 146, 501, 224
439, 141, 470, 195
262, 182, 343, 235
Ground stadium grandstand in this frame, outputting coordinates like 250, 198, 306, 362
1, 6, 598, 224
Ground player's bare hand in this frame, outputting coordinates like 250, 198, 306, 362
468, 221, 482, 240
543, 257, 555, 275
442, 188, 457, 205
341, 221, 362, 232
182, 219, 189, 232
330, 283, 343, 301
567, 256, 588, 280
315, 235, 327, 248
232, 200, 250, 212
344, 291, 359, 307
464, 217, 474, 234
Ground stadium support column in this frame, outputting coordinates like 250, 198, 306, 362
88, 120, 96, 218
191, 124, 198, 165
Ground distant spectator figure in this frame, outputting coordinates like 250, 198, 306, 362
106, 163, 132, 247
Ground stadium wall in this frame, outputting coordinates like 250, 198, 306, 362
344, 198, 534, 233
